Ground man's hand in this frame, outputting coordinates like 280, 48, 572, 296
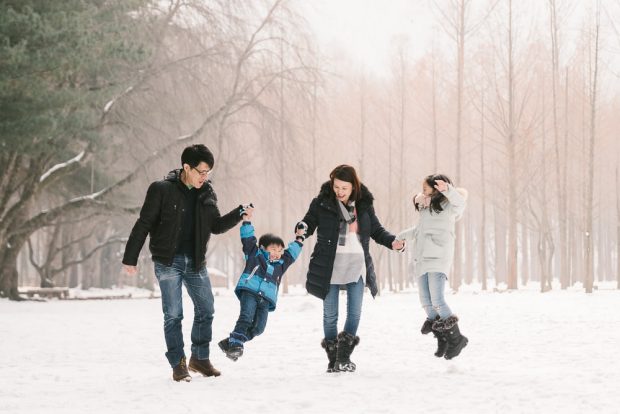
123, 264, 138, 276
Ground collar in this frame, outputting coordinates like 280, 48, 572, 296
260, 249, 283, 264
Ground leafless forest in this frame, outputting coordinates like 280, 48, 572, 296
2, 0, 620, 299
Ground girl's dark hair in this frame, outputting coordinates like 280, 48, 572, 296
329, 164, 362, 202
416, 174, 453, 214
181, 144, 215, 169
258, 233, 285, 249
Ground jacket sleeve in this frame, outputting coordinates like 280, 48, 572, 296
211, 204, 243, 234
299, 198, 320, 238
122, 182, 162, 266
368, 206, 396, 249
396, 226, 417, 241
281, 240, 303, 273
240, 221, 258, 257
442, 184, 467, 220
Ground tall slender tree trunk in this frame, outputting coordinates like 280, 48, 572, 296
432, 48, 439, 172
584, 4, 600, 294
398, 46, 406, 292
480, 88, 488, 291
279, 30, 288, 294
494, 207, 507, 287
563, 67, 571, 288
548, 0, 566, 290
452, 0, 466, 291
540, 90, 553, 292
506, 0, 519, 290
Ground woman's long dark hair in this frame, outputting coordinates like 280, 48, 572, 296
329, 164, 362, 202
414, 174, 453, 214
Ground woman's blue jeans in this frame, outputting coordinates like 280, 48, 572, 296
323, 277, 364, 340
418, 272, 453, 320
154, 255, 215, 367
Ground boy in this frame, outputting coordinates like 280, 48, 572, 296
218, 219, 306, 360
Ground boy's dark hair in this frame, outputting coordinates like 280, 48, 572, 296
181, 144, 214, 169
258, 233, 285, 249
416, 174, 453, 214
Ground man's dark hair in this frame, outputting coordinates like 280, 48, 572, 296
181, 144, 214, 169
258, 233, 285, 249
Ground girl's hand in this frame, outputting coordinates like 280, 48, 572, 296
434, 179, 448, 193
414, 193, 426, 205
392, 240, 405, 252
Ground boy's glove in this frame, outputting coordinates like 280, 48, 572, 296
239, 203, 254, 217
295, 221, 308, 242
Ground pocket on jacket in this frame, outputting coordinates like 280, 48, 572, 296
422, 233, 444, 259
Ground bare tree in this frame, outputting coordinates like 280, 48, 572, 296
584, 1, 601, 293
547, 0, 571, 289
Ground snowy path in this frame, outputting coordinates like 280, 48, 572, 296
1, 287, 619, 413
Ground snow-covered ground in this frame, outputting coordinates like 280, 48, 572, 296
2, 283, 619, 414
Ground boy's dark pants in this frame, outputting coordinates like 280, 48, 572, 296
230, 290, 270, 344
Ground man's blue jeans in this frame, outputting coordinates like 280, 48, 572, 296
418, 272, 453, 320
323, 277, 364, 340
154, 255, 214, 367
229, 290, 270, 345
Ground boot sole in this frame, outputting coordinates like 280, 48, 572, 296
173, 375, 192, 382
334, 362, 356, 372
188, 365, 221, 377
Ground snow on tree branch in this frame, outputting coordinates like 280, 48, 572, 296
39, 151, 86, 183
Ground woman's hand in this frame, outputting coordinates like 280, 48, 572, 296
434, 179, 448, 193
392, 239, 406, 252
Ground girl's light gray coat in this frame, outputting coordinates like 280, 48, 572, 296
397, 185, 467, 278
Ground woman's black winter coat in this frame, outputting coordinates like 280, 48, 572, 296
301, 181, 396, 300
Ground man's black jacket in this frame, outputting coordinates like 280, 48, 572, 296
122, 169, 242, 269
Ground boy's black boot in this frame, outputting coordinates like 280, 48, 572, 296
441, 315, 468, 360
321, 338, 338, 373
218, 337, 243, 361
227, 343, 244, 361
335, 331, 360, 372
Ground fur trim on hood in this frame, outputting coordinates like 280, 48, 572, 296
317, 180, 375, 211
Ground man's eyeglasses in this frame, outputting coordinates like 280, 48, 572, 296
192, 167, 212, 177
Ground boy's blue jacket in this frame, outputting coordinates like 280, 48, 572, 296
234, 222, 303, 311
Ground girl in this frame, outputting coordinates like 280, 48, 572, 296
397, 174, 468, 360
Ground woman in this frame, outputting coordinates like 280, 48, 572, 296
397, 174, 468, 360
297, 165, 404, 373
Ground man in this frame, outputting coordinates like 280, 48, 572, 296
122, 144, 252, 382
